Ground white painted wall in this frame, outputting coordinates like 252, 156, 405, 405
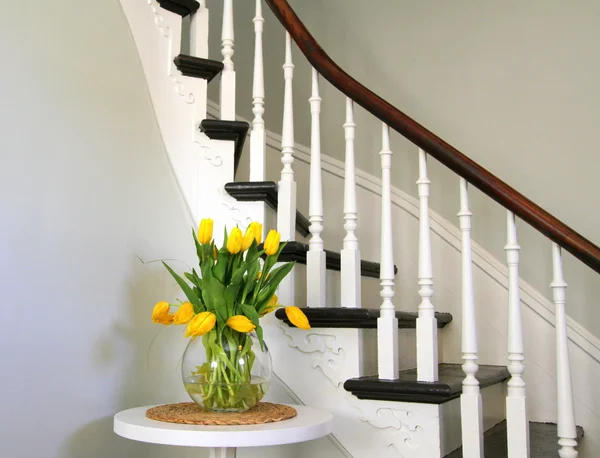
0, 1, 341, 457
208, 0, 600, 338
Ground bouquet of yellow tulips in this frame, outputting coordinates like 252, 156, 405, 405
152, 218, 310, 411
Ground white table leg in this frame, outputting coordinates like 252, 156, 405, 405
209, 447, 236, 458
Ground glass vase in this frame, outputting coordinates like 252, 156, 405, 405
181, 329, 272, 412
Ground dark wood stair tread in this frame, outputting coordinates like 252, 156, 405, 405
200, 120, 249, 177
174, 55, 223, 82
157, 0, 200, 17
224, 181, 310, 237
344, 364, 509, 404
259, 241, 397, 279
275, 307, 452, 329
444, 420, 584, 457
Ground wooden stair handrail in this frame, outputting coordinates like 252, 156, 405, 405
264, 0, 600, 274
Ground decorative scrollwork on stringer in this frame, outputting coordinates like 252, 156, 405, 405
346, 399, 425, 454
278, 323, 346, 386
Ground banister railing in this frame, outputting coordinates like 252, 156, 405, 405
264, 0, 600, 275
207, 1, 591, 455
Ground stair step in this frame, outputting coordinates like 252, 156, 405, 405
275, 307, 452, 329
174, 55, 224, 82
224, 181, 310, 237
344, 364, 509, 404
444, 420, 584, 457
156, 0, 200, 17
200, 120, 249, 177
260, 241, 397, 279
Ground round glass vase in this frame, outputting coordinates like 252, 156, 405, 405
181, 329, 272, 412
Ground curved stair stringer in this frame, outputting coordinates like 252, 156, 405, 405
118, 0, 249, 237
262, 315, 463, 458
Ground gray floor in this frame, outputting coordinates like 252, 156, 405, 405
444, 421, 584, 458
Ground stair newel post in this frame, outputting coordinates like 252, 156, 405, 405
219, 0, 235, 120
551, 244, 579, 458
458, 179, 484, 458
249, 0, 266, 182
416, 149, 438, 382
505, 211, 530, 457
341, 97, 361, 309
377, 124, 398, 380
307, 68, 326, 307
277, 31, 297, 307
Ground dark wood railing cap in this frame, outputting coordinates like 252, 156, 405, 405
264, 0, 600, 274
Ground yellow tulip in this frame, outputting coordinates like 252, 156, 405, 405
264, 230, 281, 256
241, 227, 255, 251
259, 293, 279, 318
285, 306, 310, 330
173, 302, 194, 325
259, 305, 278, 317
152, 301, 174, 325
249, 222, 263, 244
227, 227, 243, 254
226, 315, 256, 333
198, 218, 214, 244
184, 312, 217, 338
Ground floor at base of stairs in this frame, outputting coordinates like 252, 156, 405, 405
444, 420, 584, 457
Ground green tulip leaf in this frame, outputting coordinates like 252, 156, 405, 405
162, 262, 202, 312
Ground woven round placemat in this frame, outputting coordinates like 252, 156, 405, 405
146, 402, 297, 426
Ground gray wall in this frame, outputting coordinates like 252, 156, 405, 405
209, 0, 600, 337
0, 2, 344, 457
0, 1, 199, 456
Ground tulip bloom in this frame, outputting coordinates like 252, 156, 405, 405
173, 302, 194, 325
241, 227, 255, 251
285, 306, 310, 330
152, 301, 174, 325
227, 227, 243, 255
198, 218, 214, 244
185, 311, 217, 338
264, 230, 281, 256
226, 315, 256, 333
248, 222, 263, 244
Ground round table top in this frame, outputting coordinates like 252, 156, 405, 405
114, 404, 334, 448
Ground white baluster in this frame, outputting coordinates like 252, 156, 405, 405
551, 244, 578, 458
458, 179, 484, 458
505, 211, 530, 457
190, 0, 209, 59
377, 124, 398, 380
277, 32, 297, 307
341, 98, 361, 308
249, 0, 266, 181
306, 68, 326, 308
219, 0, 236, 120
416, 149, 438, 382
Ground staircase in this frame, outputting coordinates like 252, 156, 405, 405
119, 0, 600, 456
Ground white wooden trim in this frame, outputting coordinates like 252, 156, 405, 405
219, 0, 236, 121
206, 99, 600, 365
505, 211, 530, 457
551, 244, 579, 458
416, 149, 438, 382
250, 0, 266, 182
377, 124, 399, 380
341, 98, 361, 308
458, 179, 484, 458
307, 68, 326, 308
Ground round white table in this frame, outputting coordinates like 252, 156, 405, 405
114, 404, 333, 458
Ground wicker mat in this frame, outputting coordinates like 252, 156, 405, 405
146, 402, 297, 426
